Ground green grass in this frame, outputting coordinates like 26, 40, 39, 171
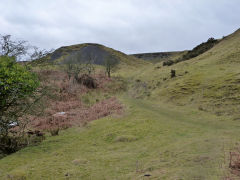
1, 28, 240, 179
118, 29, 240, 119
0, 96, 239, 179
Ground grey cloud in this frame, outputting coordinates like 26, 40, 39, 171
0, 0, 239, 54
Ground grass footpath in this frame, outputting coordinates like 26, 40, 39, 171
0, 96, 239, 179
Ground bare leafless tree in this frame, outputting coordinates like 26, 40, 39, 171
104, 55, 119, 78
64, 53, 83, 83
29, 46, 54, 61
0, 34, 28, 60
0, 34, 53, 61
64, 51, 97, 80
85, 52, 96, 75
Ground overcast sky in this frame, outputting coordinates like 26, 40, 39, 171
0, 0, 239, 54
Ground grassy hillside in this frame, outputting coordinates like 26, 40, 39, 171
0, 97, 238, 179
177, 37, 219, 63
1, 29, 240, 179
123, 29, 240, 119
131, 51, 186, 63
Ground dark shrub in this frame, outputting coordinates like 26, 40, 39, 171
171, 70, 176, 78
0, 133, 44, 155
49, 128, 59, 136
163, 60, 174, 66
167, 37, 219, 66
180, 38, 219, 61
76, 74, 97, 89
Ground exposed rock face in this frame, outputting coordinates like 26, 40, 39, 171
77, 45, 111, 65
34, 43, 144, 66
50, 43, 114, 65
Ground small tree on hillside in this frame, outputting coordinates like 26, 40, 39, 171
64, 51, 97, 83
85, 52, 96, 75
64, 52, 84, 81
104, 55, 119, 78
66, 63, 82, 82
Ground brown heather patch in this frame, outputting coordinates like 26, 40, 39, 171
31, 97, 123, 131
37, 70, 113, 94
93, 72, 112, 90
29, 69, 123, 132
229, 151, 240, 177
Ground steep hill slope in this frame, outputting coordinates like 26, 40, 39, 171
131, 51, 186, 63
125, 28, 240, 119
34, 43, 147, 68
132, 37, 219, 65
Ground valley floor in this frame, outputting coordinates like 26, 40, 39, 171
0, 95, 239, 179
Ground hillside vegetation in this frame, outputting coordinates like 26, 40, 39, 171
123, 29, 240, 119
0, 29, 240, 179
161, 37, 220, 66
177, 37, 219, 62
131, 51, 186, 63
